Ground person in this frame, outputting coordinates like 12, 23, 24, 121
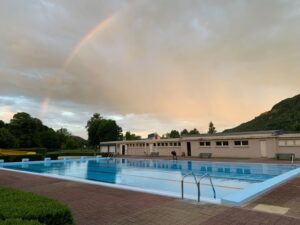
171, 151, 177, 160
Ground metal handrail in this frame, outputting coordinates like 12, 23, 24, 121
199, 174, 216, 199
107, 152, 114, 159
181, 173, 216, 202
181, 172, 200, 202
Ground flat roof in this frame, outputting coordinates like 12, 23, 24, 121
101, 130, 300, 144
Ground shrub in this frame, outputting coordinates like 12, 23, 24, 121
0, 154, 44, 162
0, 187, 74, 225
44, 153, 60, 160
0, 219, 42, 225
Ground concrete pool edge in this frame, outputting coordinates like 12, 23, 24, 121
221, 166, 300, 206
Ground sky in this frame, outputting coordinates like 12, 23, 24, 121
0, 0, 300, 138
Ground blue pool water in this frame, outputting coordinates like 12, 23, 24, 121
3, 158, 299, 204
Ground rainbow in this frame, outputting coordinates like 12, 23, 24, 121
39, 97, 50, 119
63, 14, 117, 68
39, 14, 117, 118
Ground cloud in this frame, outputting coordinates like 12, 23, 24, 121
0, 0, 300, 137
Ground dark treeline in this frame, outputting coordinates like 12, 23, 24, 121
161, 122, 217, 139
0, 112, 87, 149
0, 112, 217, 149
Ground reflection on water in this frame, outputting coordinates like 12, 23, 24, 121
4, 158, 299, 200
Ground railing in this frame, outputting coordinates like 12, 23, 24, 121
106, 152, 115, 159
198, 174, 216, 199
181, 173, 216, 202
181, 172, 200, 202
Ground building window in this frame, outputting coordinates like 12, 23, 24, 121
170, 142, 173, 146
158, 143, 161, 147
178, 142, 181, 146
174, 142, 177, 146
146, 143, 149, 146
216, 141, 229, 147
278, 140, 285, 146
242, 140, 248, 146
200, 141, 211, 147
154, 143, 156, 147
234, 140, 249, 146
165, 143, 168, 147
287, 140, 294, 146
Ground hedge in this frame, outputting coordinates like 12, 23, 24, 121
0, 151, 110, 162
0, 187, 74, 225
0, 219, 42, 225
0, 154, 44, 163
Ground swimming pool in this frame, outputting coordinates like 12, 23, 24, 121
2, 158, 300, 205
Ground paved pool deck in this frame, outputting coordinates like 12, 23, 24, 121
0, 169, 300, 225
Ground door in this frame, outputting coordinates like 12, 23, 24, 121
260, 141, 267, 157
122, 145, 126, 155
187, 142, 191, 156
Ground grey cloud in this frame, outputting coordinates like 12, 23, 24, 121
0, 0, 300, 137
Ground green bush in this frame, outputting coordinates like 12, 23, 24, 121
44, 153, 60, 160
0, 219, 42, 225
0, 154, 44, 162
0, 187, 74, 225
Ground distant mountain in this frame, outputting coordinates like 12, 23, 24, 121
224, 94, 300, 133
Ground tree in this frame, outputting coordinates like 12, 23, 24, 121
65, 137, 81, 149
0, 120, 5, 128
40, 129, 60, 149
8, 112, 47, 147
57, 128, 72, 137
189, 128, 200, 135
86, 113, 122, 146
0, 128, 18, 148
208, 122, 217, 134
180, 129, 189, 136
169, 130, 180, 138
161, 133, 170, 139
125, 131, 141, 140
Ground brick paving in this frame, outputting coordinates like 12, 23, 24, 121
0, 170, 300, 225
246, 177, 300, 218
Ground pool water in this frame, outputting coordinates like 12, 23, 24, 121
3, 158, 299, 204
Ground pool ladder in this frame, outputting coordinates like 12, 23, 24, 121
181, 173, 216, 202
106, 152, 115, 160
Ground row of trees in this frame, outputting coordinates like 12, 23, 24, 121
0, 112, 86, 149
86, 113, 218, 144
161, 122, 217, 139
0, 111, 218, 149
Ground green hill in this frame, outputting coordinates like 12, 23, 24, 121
224, 94, 300, 133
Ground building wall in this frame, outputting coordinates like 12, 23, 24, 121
101, 133, 300, 158
277, 137, 300, 158
181, 139, 268, 158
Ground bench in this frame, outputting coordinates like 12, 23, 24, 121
149, 152, 159, 157
275, 153, 295, 160
199, 153, 212, 158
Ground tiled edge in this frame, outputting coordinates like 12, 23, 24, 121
221, 167, 300, 206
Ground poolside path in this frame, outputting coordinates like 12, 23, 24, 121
0, 170, 299, 225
